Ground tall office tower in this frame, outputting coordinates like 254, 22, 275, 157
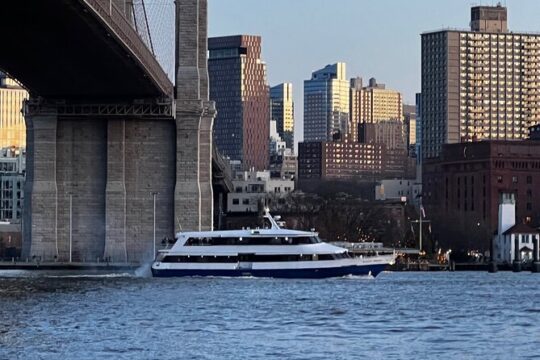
415, 93, 423, 178
0, 73, 28, 148
304, 63, 349, 141
350, 77, 403, 125
421, 4, 540, 159
403, 104, 417, 155
349, 77, 363, 142
209, 35, 270, 170
270, 83, 294, 149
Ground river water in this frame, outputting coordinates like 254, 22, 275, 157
0, 271, 539, 360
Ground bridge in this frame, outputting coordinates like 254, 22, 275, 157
0, 0, 224, 263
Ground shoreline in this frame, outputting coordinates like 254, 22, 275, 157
0, 261, 526, 274
0, 261, 139, 272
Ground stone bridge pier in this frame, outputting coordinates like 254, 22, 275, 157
23, 103, 178, 263
22, 0, 215, 264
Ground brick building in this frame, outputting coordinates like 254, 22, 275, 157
298, 140, 384, 181
423, 140, 540, 241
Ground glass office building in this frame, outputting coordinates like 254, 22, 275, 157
304, 63, 349, 142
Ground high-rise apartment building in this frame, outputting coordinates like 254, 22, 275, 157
0, 73, 28, 148
209, 35, 269, 170
350, 77, 403, 126
270, 83, 294, 149
304, 63, 349, 142
421, 5, 540, 159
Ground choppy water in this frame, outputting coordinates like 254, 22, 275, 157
0, 271, 539, 360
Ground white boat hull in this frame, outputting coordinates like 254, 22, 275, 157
151, 256, 393, 278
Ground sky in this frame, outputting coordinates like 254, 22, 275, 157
208, 0, 540, 144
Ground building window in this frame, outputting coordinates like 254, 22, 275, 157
512, 176, 518, 184
232, 199, 239, 205
527, 203, 532, 211
242, 199, 249, 205
497, 176, 503, 183
526, 176, 532, 184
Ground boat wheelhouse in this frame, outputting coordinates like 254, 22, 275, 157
151, 213, 394, 278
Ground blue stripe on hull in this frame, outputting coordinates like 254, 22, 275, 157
152, 264, 388, 279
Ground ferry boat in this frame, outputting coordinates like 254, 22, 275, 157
151, 213, 394, 279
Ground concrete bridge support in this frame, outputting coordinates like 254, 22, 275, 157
23, 111, 59, 261
104, 119, 128, 262
56, 118, 107, 262
175, 0, 215, 232
104, 118, 176, 263
22, 0, 214, 263
23, 107, 178, 263
122, 119, 175, 262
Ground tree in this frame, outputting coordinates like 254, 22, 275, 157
266, 191, 405, 246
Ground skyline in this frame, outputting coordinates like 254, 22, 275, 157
208, 0, 540, 143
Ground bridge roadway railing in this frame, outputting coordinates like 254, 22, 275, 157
212, 146, 234, 193
83, 0, 174, 98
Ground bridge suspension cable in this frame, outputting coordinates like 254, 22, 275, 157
134, 0, 175, 83
132, 0, 155, 55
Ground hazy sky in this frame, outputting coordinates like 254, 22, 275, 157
208, 0, 540, 143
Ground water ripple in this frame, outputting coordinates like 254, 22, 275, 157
0, 272, 539, 359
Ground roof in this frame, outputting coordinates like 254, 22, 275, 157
503, 223, 540, 235
177, 228, 315, 238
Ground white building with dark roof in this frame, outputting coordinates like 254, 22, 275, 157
495, 193, 540, 264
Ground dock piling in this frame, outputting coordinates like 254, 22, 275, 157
532, 236, 540, 273
488, 234, 498, 273
512, 236, 522, 273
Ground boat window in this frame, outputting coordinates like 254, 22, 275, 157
241, 254, 311, 262
310, 237, 322, 244
288, 237, 321, 244
183, 237, 322, 246
185, 238, 214, 246
162, 253, 347, 263
162, 255, 238, 263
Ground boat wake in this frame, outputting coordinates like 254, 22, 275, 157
134, 262, 153, 278
342, 275, 374, 280
44, 273, 134, 279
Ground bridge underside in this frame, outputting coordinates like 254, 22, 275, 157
0, 0, 218, 264
0, 0, 172, 100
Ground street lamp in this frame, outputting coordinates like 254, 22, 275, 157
151, 191, 158, 259
68, 192, 73, 263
